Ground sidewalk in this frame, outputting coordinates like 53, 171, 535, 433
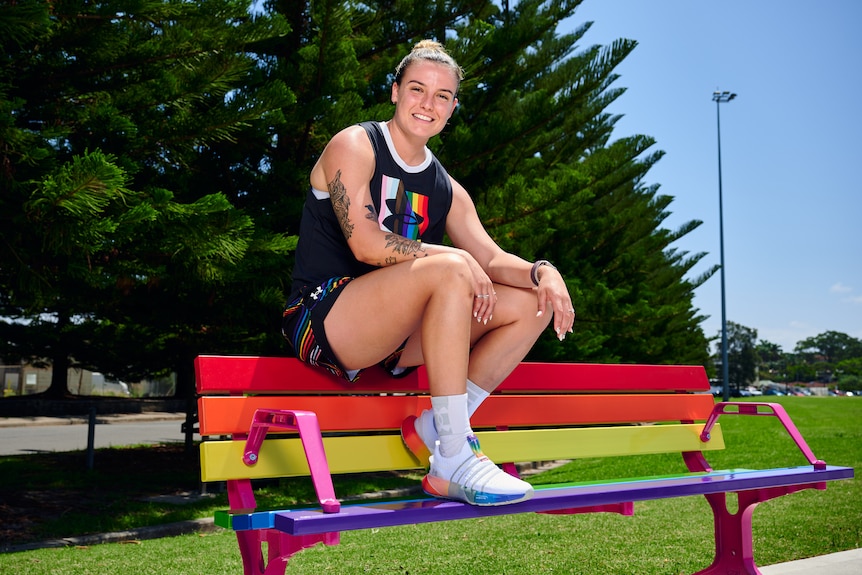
0, 412, 191, 456
0, 412, 186, 428
760, 548, 862, 574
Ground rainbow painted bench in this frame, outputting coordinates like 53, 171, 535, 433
195, 355, 853, 575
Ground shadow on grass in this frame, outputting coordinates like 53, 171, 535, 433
0, 443, 421, 550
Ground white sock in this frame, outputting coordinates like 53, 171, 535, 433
467, 379, 490, 416
417, 380, 490, 452
432, 393, 471, 457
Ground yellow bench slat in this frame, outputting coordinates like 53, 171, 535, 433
200, 423, 724, 482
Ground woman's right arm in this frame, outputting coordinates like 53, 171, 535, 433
311, 127, 438, 267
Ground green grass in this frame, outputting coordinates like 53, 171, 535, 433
0, 445, 419, 547
2, 397, 859, 574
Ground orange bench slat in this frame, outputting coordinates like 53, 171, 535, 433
197, 393, 716, 436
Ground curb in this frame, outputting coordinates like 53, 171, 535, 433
2, 518, 218, 554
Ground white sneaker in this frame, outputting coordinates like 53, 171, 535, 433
422, 434, 534, 506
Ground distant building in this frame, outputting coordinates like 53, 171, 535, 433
1, 362, 175, 397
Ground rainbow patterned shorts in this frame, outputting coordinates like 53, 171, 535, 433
282, 277, 355, 381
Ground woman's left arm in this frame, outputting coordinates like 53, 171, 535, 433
446, 178, 575, 340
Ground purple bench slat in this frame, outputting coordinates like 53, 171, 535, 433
274, 465, 853, 536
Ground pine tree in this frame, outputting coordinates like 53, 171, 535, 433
258, 0, 714, 365
0, 0, 292, 397
1, 0, 717, 403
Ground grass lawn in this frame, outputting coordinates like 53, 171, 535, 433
2, 396, 859, 574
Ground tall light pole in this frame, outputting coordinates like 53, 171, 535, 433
713, 90, 736, 402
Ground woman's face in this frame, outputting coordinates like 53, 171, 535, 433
391, 60, 459, 141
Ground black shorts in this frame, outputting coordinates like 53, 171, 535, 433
282, 277, 415, 382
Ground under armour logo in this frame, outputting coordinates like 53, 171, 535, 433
310, 287, 323, 300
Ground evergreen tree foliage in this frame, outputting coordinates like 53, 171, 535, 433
259, 0, 714, 365
2, 0, 715, 401
0, 0, 293, 396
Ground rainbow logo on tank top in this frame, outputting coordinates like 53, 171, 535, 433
379, 175, 429, 240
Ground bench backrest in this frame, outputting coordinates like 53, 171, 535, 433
195, 356, 722, 483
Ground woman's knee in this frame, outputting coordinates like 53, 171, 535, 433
500, 285, 552, 330
417, 253, 473, 291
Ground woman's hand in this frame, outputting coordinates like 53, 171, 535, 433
535, 266, 575, 341
461, 250, 497, 324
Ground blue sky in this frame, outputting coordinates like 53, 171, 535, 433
559, 0, 862, 352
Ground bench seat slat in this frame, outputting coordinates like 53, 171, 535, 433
273, 465, 853, 536
198, 394, 716, 436
195, 356, 423, 395
494, 363, 709, 393
194, 356, 710, 395
200, 423, 725, 482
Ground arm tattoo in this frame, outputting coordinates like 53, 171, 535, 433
364, 204, 378, 221
328, 170, 354, 239
384, 233, 427, 261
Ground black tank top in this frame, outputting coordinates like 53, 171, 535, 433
291, 121, 453, 291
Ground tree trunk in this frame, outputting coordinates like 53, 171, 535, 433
40, 310, 74, 399
42, 350, 73, 399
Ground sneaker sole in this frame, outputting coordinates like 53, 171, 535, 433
422, 474, 534, 507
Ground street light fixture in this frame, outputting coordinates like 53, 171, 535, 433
713, 90, 736, 401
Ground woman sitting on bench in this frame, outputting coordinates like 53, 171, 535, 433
283, 40, 575, 507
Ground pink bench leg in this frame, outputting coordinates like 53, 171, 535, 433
693, 490, 763, 575
229, 409, 343, 575
693, 482, 824, 575
227, 477, 340, 575
228, 478, 267, 575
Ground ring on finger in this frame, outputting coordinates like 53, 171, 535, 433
475, 294, 490, 299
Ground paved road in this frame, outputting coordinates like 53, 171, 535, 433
0, 415, 193, 456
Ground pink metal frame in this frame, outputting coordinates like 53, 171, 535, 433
227, 409, 341, 575
699, 402, 826, 469
242, 409, 340, 513
683, 402, 829, 575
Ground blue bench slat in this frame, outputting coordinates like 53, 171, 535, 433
273, 465, 853, 536
217, 508, 282, 531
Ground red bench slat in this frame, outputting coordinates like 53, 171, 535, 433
194, 356, 710, 395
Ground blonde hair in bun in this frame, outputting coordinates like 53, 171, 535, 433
394, 40, 464, 90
